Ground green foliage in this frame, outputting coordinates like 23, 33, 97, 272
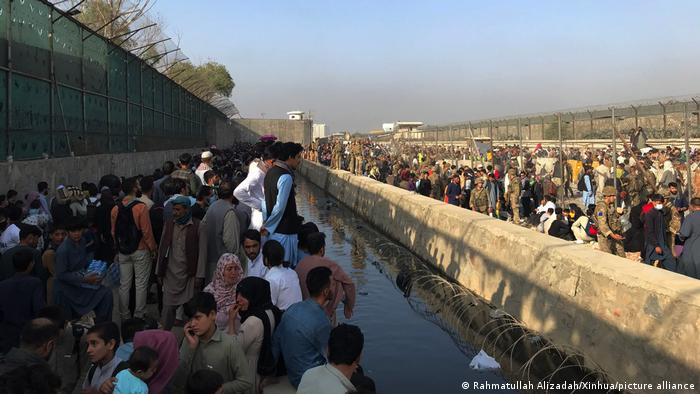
196, 62, 234, 97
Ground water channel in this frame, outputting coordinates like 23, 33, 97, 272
294, 177, 516, 394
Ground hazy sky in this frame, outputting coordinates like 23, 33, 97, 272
152, 0, 700, 133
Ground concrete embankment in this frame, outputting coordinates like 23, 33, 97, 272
299, 160, 700, 392
0, 149, 198, 194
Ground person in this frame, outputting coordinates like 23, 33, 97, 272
263, 240, 302, 311
196, 151, 214, 184
0, 362, 62, 394
594, 186, 626, 257
227, 277, 283, 394
153, 161, 175, 207
579, 166, 595, 207
54, 218, 113, 323
643, 194, 676, 270
0, 318, 59, 376
416, 171, 432, 197
296, 232, 355, 324
506, 168, 521, 223
157, 196, 206, 330
83, 322, 128, 393
548, 209, 575, 241
234, 144, 276, 230
186, 369, 224, 394
262, 142, 305, 266
630, 126, 648, 150
0, 223, 44, 282
594, 158, 611, 200
445, 175, 461, 206
137, 176, 156, 210
177, 292, 253, 393
242, 229, 267, 278
297, 324, 365, 394
273, 266, 333, 389
132, 330, 180, 394
571, 207, 595, 243
37, 305, 79, 394
42, 224, 68, 304
200, 181, 242, 283
37, 181, 52, 216
678, 197, 700, 279
171, 153, 202, 197
111, 176, 157, 320
0, 205, 23, 253
203, 253, 244, 331
0, 249, 45, 353
113, 346, 159, 394
469, 178, 489, 214
116, 318, 146, 362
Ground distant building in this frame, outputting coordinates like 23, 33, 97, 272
382, 121, 424, 139
313, 123, 328, 139
287, 111, 305, 120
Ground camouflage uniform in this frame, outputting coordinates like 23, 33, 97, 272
353, 143, 363, 175
594, 193, 625, 257
506, 171, 521, 223
348, 143, 357, 174
470, 186, 490, 214
627, 167, 645, 207
662, 190, 682, 256
332, 143, 342, 170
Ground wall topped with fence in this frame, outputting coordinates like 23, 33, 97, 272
385, 95, 700, 145
0, 0, 224, 161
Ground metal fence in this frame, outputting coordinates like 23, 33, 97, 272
382, 95, 700, 147
0, 0, 223, 161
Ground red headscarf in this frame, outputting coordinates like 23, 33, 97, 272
133, 330, 179, 394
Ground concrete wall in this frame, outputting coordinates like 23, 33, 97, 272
229, 119, 313, 145
298, 160, 700, 392
0, 148, 202, 196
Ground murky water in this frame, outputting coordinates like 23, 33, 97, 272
295, 178, 515, 394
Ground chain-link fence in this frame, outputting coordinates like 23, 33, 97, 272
0, 0, 224, 161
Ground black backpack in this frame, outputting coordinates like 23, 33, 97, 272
114, 200, 144, 255
577, 174, 588, 192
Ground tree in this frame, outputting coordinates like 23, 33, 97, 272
196, 62, 234, 97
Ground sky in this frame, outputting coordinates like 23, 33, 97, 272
152, 0, 700, 133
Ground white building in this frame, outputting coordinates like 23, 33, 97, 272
287, 111, 305, 120
313, 123, 328, 139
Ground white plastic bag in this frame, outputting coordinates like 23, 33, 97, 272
469, 349, 501, 370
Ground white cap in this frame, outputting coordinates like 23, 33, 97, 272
201, 151, 213, 159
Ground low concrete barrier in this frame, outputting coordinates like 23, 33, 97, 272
299, 160, 700, 392
0, 148, 201, 196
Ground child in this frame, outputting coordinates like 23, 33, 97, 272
114, 346, 159, 394
84, 322, 128, 391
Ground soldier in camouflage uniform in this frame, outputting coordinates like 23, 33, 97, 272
331, 142, 343, 170
506, 168, 521, 223
662, 188, 682, 256
627, 164, 645, 207
353, 142, 363, 175
348, 142, 357, 174
309, 139, 318, 162
470, 178, 490, 214
594, 186, 626, 257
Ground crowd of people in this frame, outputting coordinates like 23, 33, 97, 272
307, 128, 700, 280
0, 140, 374, 394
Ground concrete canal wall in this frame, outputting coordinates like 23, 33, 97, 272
298, 160, 700, 392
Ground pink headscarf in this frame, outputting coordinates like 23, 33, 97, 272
204, 253, 243, 313
133, 330, 178, 394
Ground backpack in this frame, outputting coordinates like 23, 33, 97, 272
577, 174, 587, 192
114, 200, 144, 255
584, 219, 598, 237
87, 360, 129, 384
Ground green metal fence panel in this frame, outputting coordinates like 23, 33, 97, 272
108, 47, 126, 100
0, 0, 8, 67
84, 35, 107, 94
0, 0, 223, 160
10, 0, 50, 78
84, 93, 107, 133
0, 70, 6, 160
10, 74, 50, 159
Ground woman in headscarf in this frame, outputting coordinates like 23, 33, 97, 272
657, 160, 676, 193
133, 330, 179, 394
203, 253, 243, 330
228, 277, 282, 394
